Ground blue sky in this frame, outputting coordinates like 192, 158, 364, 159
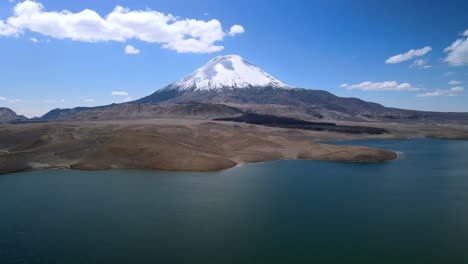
0, 0, 467, 117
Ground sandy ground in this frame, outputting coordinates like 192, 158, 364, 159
1, 118, 466, 175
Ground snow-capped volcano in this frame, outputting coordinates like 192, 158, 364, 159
166, 55, 293, 91
136, 54, 386, 117
41, 54, 468, 123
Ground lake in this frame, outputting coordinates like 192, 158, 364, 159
1, 139, 468, 263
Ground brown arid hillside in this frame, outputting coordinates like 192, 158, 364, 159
0, 119, 404, 175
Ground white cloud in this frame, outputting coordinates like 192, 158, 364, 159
464, 29, 468, 36
417, 91, 454, 97
0, 96, 6, 101
449, 80, 462, 85
111, 91, 128, 96
385, 46, 432, 64
417, 87, 464, 97
450, 86, 464, 92
0, 0, 244, 54
444, 34, 468, 66
162, 38, 223, 53
83, 98, 95, 102
340, 81, 421, 91
111, 91, 132, 102
228, 25, 245, 36
343, 80, 465, 98
124, 45, 139, 54
410, 58, 431, 69
0, 19, 18, 36
417, 91, 457, 97
29, 37, 48, 43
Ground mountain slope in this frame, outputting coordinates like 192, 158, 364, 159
0, 107, 28, 123
136, 55, 388, 119
135, 55, 468, 122
41, 55, 468, 123
137, 87, 386, 116
41, 103, 243, 121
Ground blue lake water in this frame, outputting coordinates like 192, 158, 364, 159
1, 139, 468, 263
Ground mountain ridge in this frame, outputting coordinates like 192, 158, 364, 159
38, 54, 468, 123
0, 107, 28, 123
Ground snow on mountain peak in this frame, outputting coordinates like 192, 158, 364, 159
169, 55, 293, 91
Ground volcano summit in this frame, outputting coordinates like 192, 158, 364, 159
165, 55, 292, 91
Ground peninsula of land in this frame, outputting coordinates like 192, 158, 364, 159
3, 117, 467, 175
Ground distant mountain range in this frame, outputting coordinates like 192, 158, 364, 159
4, 55, 468, 123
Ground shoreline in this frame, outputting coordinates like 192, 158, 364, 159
1, 119, 465, 176
0, 155, 398, 176
0, 146, 398, 176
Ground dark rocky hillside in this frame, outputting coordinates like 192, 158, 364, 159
0, 107, 28, 123
215, 113, 389, 134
